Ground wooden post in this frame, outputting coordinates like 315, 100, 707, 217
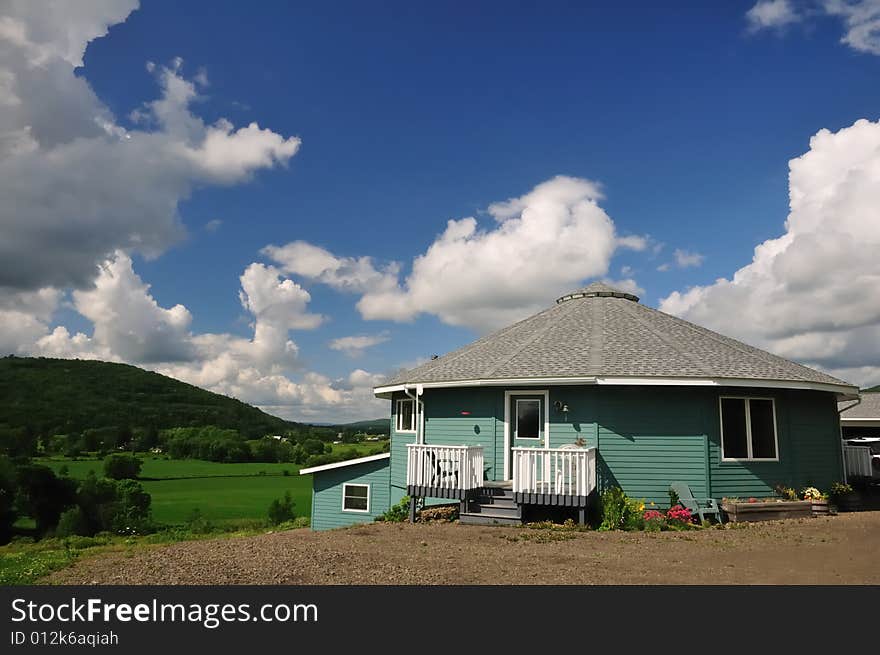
409, 496, 417, 523
578, 506, 586, 526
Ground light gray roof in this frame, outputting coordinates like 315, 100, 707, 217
380, 282, 855, 393
840, 392, 880, 419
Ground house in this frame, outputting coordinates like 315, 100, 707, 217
840, 392, 880, 479
303, 282, 859, 528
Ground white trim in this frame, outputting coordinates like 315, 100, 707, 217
342, 483, 370, 513
395, 398, 416, 433
375, 376, 858, 399
719, 396, 780, 462
840, 417, 880, 423
299, 452, 390, 475
503, 390, 550, 480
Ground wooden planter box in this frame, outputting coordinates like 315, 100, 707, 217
810, 499, 830, 516
721, 500, 812, 523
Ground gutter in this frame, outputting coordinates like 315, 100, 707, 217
838, 396, 862, 485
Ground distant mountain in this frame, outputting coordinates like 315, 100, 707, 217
0, 356, 299, 438
864, 386, 880, 393
327, 418, 390, 433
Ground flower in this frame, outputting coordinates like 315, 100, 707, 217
643, 509, 663, 521
801, 486, 825, 501
666, 505, 693, 524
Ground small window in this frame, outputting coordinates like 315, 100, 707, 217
342, 483, 370, 512
720, 397, 778, 461
396, 398, 415, 432
516, 399, 540, 439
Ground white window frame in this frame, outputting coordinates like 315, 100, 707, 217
514, 398, 542, 440
395, 398, 416, 433
719, 396, 780, 462
342, 483, 371, 513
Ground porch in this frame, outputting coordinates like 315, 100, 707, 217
405, 443, 597, 525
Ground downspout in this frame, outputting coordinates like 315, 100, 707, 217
837, 397, 862, 484
403, 385, 424, 443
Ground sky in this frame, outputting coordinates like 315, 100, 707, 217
1, 0, 879, 422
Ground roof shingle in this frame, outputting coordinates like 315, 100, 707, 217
381, 283, 855, 392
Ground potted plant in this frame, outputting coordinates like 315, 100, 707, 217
829, 481, 859, 512
801, 487, 828, 516
720, 494, 812, 523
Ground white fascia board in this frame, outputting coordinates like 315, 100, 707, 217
299, 452, 390, 476
374, 376, 859, 399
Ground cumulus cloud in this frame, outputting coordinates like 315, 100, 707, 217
268, 176, 641, 332
0, 2, 300, 292
673, 249, 705, 268
262, 241, 400, 294
660, 118, 880, 387
747, 1, 880, 55
747, 0, 801, 31
328, 332, 391, 357
0, 3, 385, 421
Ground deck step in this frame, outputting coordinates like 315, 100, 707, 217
459, 512, 523, 526
465, 503, 522, 519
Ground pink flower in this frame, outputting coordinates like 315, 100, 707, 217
666, 505, 693, 523
643, 509, 663, 521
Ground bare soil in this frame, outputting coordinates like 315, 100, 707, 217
48, 512, 880, 585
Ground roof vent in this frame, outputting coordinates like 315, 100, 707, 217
556, 281, 639, 304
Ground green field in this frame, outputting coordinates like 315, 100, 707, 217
33, 442, 387, 526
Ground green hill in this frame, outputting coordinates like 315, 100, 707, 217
330, 418, 390, 433
0, 356, 295, 438
864, 386, 880, 393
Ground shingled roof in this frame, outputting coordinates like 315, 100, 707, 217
840, 392, 880, 420
377, 282, 857, 397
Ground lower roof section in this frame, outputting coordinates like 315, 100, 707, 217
299, 452, 390, 476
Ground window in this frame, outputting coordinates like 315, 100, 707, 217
342, 483, 370, 512
720, 397, 778, 461
396, 398, 415, 432
515, 399, 540, 439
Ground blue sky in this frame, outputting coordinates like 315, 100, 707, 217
2, 1, 879, 421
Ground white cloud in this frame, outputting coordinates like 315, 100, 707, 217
747, 0, 801, 31
747, 1, 880, 56
262, 241, 400, 294
204, 219, 223, 232
824, 0, 880, 55
328, 332, 391, 357
270, 176, 639, 332
0, 3, 300, 292
673, 249, 705, 268
660, 118, 880, 388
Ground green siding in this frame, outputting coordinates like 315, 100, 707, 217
310, 457, 390, 530
374, 385, 844, 511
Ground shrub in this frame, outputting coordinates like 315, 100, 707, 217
184, 508, 213, 534
830, 481, 853, 501
77, 473, 153, 536
668, 486, 680, 508
290, 516, 310, 529
267, 491, 296, 525
55, 507, 89, 537
599, 487, 644, 530
14, 464, 78, 535
103, 453, 142, 480
774, 484, 798, 501
377, 496, 411, 523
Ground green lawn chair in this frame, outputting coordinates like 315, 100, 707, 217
670, 482, 722, 523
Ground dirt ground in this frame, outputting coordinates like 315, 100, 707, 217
48, 512, 880, 585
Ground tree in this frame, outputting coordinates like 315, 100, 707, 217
268, 492, 296, 525
0, 455, 17, 544
14, 464, 77, 535
103, 453, 142, 480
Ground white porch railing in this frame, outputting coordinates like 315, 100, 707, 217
512, 446, 597, 497
843, 444, 873, 478
406, 444, 484, 492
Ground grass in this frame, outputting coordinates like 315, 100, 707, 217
142, 475, 311, 525
36, 455, 313, 525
